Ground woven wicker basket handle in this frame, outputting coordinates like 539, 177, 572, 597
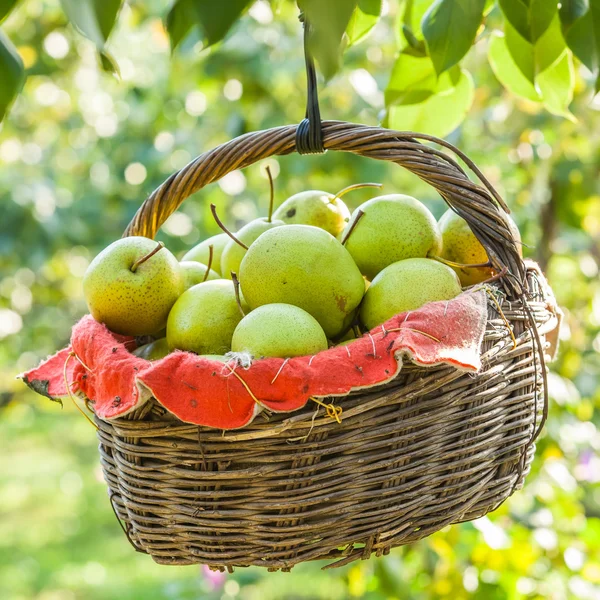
124, 121, 526, 295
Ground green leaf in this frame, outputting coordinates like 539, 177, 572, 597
165, 0, 197, 51
193, 0, 253, 47
535, 13, 568, 73
562, 0, 600, 91
505, 20, 535, 82
300, 0, 358, 79
537, 49, 576, 119
60, 0, 122, 48
346, 0, 382, 46
385, 54, 474, 137
559, 0, 589, 26
0, 29, 25, 123
488, 31, 541, 101
385, 52, 439, 105
501, 14, 566, 85
0, 0, 19, 23
421, 0, 486, 75
499, 0, 557, 42
488, 24, 575, 118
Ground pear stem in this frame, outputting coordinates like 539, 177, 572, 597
131, 241, 164, 273
202, 244, 214, 282
266, 165, 274, 223
352, 325, 362, 338
231, 272, 246, 317
332, 182, 383, 204
479, 265, 509, 285
341, 209, 365, 245
210, 204, 249, 250
430, 255, 492, 269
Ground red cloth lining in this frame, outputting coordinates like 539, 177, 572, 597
21, 289, 488, 429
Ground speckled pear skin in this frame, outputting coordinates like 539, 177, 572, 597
439, 209, 522, 286
220, 218, 284, 279
181, 233, 229, 275
83, 236, 184, 336
180, 261, 220, 289
272, 190, 351, 237
232, 303, 328, 358
239, 225, 365, 338
342, 194, 442, 280
132, 337, 170, 360
166, 280, 248, 355
197, 354, 228, 362
360, 258, 462, 330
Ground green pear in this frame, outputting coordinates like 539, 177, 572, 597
232, 303, 328, 358
336, 328, 359, 344
181, 233, 229, 275
167, 280, 248, 355
180, 261, 220, 289
360, 258, 462, 330
341, 194, 442, 280
83, 237, 183, 336
272, 190, 351, 237
272, 183, 382, 237
239, 225, 365, 338
220, 218, 284, 279
133, 337, 169, 360
438, 209, 522, 286
197, 354, 229, 362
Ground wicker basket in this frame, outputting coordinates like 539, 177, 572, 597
96, 121, 558, 571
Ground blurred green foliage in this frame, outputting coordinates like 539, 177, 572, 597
0, 1, 599, 599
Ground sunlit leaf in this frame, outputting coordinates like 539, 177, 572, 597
165, 0, 196, 51
537, 50, 576, 120
505, 20, 535, 82
193, 0, 252, 47
385, 52, 438, 105
499, 0, 557, 42
562, 0, 600, 92
422, 0, 486, 75
499, 15, 568, 90
488, 31, 540, 101
346, 0, 381, 46
385, 61, 474, 137
300, 0, 358, 79
60, 0, 122, 73
60, 0, 122, 48
535, 14, 568, 73
0, 0, 19, 23
0, 29, 24, 122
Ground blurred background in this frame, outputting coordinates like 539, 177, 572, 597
1, 0, 599, 599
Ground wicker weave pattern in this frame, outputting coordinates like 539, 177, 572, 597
95, 123, 556, 570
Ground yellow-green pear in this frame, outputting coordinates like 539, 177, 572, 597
220, 218, 284, 279
239, 225, 365, 338
336, 329, 359, 344
83, 237, 183, 336
181, 233, 229, 275
272, 183, 382, 237
167, 280, 248, 355
360, 258, 462, 330
438, 209, 522, 286
180, 261, 220, 289
232, 303, 328, 358
197, 354, 229, 362
272, 190, 351, 237
133, 338, 169, 360
342, 194, 442, 280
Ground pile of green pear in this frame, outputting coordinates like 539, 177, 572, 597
83, 172, 521, 362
